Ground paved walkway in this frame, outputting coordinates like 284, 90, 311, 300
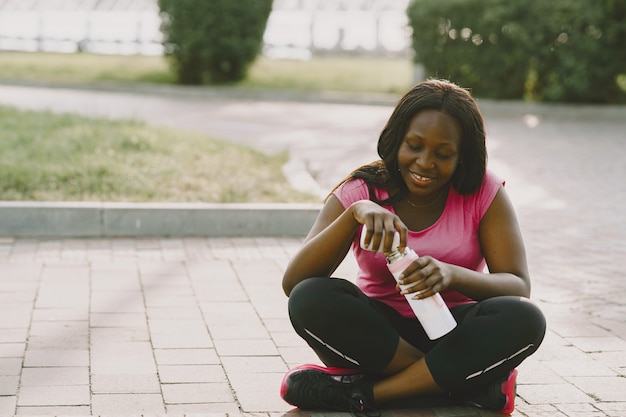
0, 83, 625, 416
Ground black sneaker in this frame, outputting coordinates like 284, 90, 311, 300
280, 364, 379, 415
455, 369, 518, 415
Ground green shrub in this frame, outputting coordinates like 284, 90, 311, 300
158, 0, 273, 84
407, 0, 626, 103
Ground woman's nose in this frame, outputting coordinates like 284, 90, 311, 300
415, 151, 435, 168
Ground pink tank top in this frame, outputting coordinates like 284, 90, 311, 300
334, 171, 503, 318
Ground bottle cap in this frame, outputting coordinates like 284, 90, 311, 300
359, 227, 400, 253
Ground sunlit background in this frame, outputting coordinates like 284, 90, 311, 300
0, 0, 412, 58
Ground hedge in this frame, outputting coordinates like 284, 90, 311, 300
158, 0, 273, 84
407, 0, 626, 103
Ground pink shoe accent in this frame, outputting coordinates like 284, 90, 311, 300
280, 364, 361, 401
500, 369, 518, 415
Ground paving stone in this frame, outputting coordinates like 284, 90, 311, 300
544, 360, 617, 377
229, 372, 293, 412
213, 339, 279, 356
153, 348, 220, 365
14, 405, 91, 415
518, 383, 594, 404
0, 395, 16, 415
549, 317, 611, 338
566, 336, 626, 353
148, 319, 209, 334
555, 402, 613, 417
227, 371, 285, 396
221, 356, 288, 374
0, 375, 19, 395
595, 402, 626, 417
31, 307, 89, 321
517, 356, 569, 385
23, 349, 89, 367
90, 326, 151, 343
0, 307, 34, 327
91, 272, 142, 291
0, 342, 25, 357
150, 331, 213, 349
166, 402, 241, 414
278, 346, 324, 367
90, 290, 146, 313
90, 312, 147, 327
0, 328, 28, 343
17, 385, 90, 406
91, 373, 161, 394
28, 320, 89, 339
139, 261, 187, 275
208, 324, 270, 340
0, 358, 23, 375
90, 342, 157, 374
514, 403, 568, 417
263, 318, 297, 333
565, 376, 626, 402
91, 393, 166, 415
161, 382, 235, 404
20, 367, 89, 386
146, 306, 204, 320
237, 390, 292, 413
589, 351, 626, 369
158, 364, 227, 383
144, 293, 199, 308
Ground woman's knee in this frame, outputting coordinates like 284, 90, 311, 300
288, 278, 352, 323
289, 277, 334, 309
498, 297, 547, 350
473, 296, 546, 346
508, 297, 546, 338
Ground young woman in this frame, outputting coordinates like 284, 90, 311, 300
279, 79, 546, 415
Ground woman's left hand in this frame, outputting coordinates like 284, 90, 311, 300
397, 256, 454, 299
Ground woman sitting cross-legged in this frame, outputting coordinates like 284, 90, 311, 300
279, 79, 546, 415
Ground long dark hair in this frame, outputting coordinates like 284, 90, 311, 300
330, 79, 487, 204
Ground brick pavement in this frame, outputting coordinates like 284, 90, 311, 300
0, 228, 625, 416
0, 83, 625, 416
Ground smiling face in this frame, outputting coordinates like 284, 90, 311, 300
397, 110, 462, 199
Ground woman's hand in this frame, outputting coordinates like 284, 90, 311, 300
351, 200, 408, 254
283, 197, 406, 296
397, 256, 454, 299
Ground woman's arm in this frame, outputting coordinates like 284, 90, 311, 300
452, 185, 531, 299
282, 196, 408, 296
282, 196, 357, 296
399, 186, 531, 300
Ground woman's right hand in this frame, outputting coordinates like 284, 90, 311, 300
282, 197, 406, 296
350, 200, 408, 254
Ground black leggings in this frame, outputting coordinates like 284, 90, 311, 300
288, 277, 546, 393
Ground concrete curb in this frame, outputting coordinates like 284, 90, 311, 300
0, 202, 321, 238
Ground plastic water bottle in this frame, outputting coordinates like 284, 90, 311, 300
360, 227, 457, 340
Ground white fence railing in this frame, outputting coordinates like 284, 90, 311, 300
0, 6, 412, 57
0, 10, 163, 55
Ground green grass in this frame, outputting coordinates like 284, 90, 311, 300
0, 51, 414, 202
244, 56, 414, 95
0, 51, 176, 84
0, 51, 414, 94
0, 105, 320, 203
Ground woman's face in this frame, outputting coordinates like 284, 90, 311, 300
397, 110, 462, 198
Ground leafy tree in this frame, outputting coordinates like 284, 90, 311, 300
158, 0, 273, 84
407, 0, 626, 103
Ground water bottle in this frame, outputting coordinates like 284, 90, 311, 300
360, 227, 457, 340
